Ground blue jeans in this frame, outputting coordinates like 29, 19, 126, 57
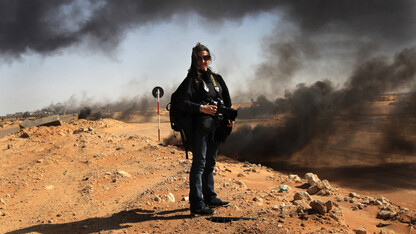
189, 129, 218, 210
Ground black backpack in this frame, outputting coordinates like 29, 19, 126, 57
166, 82, 193, 159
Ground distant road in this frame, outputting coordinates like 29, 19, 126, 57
0, 127, 19, 138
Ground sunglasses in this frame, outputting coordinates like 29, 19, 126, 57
197, 55, 211, 62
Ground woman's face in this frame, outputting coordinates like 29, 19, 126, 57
196, 50, 210, 71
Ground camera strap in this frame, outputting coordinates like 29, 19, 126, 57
210, 74, 220, 93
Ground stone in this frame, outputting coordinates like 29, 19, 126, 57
167, 193, 175, 202
307, 185, 321, 195
310, 200, 327, 215
293, 200, 311, 211
20, 132, 30, 138
325, 200, 335, 211
116, 170, 131, 178
304, 173, 321, 186
253, 197, 263, 203
376, 222, 392, 227
237, 173, 246, 177
377, 197, 390, 205
288, 174, 302, 183
355, 227, 366, 234
20, 115, 61, 128
329, 207, 344, 224
378, 229, 395, 234
234, 180, 247, 189
349, 192, 360, 198
352, 202, 365, 210
45, 185, 54, 190
377, 210, 397, 220
293, 191, 312, 201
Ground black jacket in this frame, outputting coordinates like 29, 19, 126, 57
176, 72, 232, 113
175, 71, 232, 143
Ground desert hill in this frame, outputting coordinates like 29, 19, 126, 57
0, 115, 415, 233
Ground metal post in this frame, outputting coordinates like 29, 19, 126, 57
157, 89, 160, 142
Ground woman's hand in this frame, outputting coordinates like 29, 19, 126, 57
227, 120, 235, 127
200, 104, 218, 116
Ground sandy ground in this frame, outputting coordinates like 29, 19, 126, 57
0, 107, 415, 233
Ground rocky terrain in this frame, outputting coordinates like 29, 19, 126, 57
0, 116, 415, 233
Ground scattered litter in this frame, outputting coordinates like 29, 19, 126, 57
278, 185, 291, 193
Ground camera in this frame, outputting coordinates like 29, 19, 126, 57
208, 98, 238, 122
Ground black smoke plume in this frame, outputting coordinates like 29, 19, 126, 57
1, 0, 414, 62
222, 47, 416, 161
38, 94, 157, 122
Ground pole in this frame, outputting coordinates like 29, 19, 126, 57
157, 89, 160, 142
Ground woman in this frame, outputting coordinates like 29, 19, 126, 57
176, 43, 234, 215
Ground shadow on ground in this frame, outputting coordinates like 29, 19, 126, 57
7, 208, 191, 234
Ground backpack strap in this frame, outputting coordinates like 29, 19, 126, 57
180, 129, 189, 159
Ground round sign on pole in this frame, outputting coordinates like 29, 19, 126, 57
152, 86, 164, 98
152, 86, 164, 142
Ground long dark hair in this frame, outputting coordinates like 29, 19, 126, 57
188, 42, 213, 80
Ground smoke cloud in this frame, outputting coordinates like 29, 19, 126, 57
2, 1, 414, 61
2, 1, 416, 164
39, 94, 155, 122
223, 47, 416, 161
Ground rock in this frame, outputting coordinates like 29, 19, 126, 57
307, 185, 321, 195
45, 185, 54, 190
362, 196, 372, 205
377, 197, 390, 205
352, 202, 365, 210
355, 227, 366, 234
305, 173, 321, 186
349, 192, 360, 199
378, 229, 395, 234
376, 222, 392, 227
20, 132, 30, 138
329, 207, 344, 224
310, 200, 327, 215
73, 128, 86, 134
0, 199, 6, 204
234, 180, 247, 189
288, 174, 302, 183
253, 197, 263, 203
182, 197, 189, 201
397, 213, 412, 224
271, 205, 279, 210
377, 210, 397, 220
293, 191, 312, 201
293, 200, 311, 211
325, 200, 335, 211
154, 196, 161, 202
116, 170, 131, 178
237, 173, 246, 177
167, 193, 175, 202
